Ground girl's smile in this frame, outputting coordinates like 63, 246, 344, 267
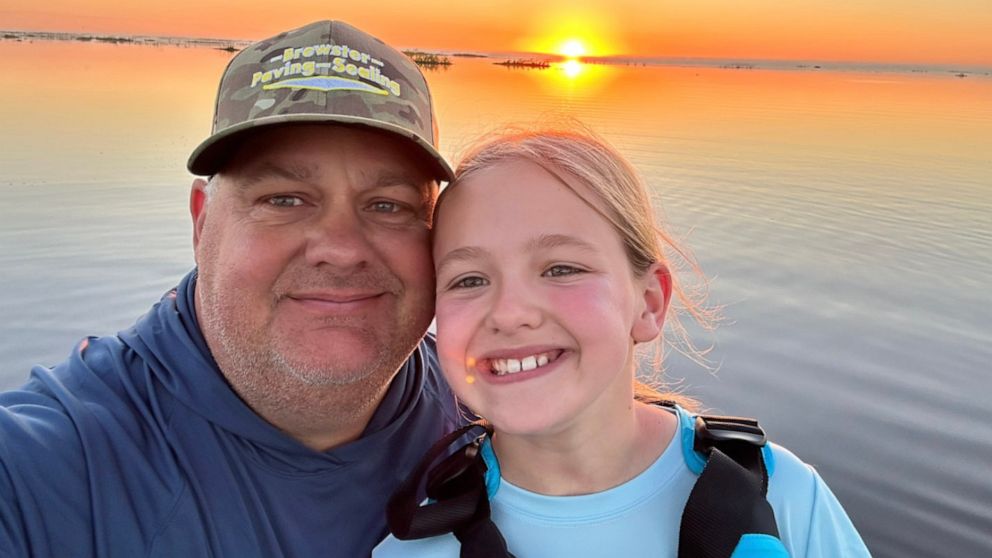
473, 347, 569, 384
484, 348, 564, 376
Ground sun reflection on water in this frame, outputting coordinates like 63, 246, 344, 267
561, 59, 584, 78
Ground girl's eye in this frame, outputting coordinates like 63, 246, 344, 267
266, 195, 304, 207
543, 265, 584, 278
452, 276, 488, 289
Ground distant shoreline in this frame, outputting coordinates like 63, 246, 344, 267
2, 29, 988, 78
1, 29, 251, 51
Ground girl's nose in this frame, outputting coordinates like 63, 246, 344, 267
483, 282, 544, 334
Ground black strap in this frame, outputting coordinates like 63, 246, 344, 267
386, 422, 516, 557
678, 415, 779, 558
388, 411, 776, 558
452, 513, 515, 558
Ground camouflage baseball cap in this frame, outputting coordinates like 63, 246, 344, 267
187, 20, 453, 182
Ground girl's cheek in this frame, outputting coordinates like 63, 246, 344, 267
435, 299, 470, 339
545, 282, 611, 315
436, 302, 477, 369
437, 291, 490, 324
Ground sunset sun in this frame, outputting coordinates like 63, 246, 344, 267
560, 39, 587, 58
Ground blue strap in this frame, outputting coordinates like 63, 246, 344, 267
730, 534, 791, 558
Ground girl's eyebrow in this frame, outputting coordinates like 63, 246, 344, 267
436, 234, 597, 274
435, 246, 488, 274
529, 233, 597, 253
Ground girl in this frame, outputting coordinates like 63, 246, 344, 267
375, 127, 870, 557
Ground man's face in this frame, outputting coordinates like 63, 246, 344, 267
192, 124, 437, 390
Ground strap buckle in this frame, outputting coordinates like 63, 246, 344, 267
426, 430, 488, 501
693, 415, 767, 455
387, 421, 493, 540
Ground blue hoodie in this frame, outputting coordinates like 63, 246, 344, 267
0, 270, 461, 557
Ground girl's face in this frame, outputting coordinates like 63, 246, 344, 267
433, 159, 664, 437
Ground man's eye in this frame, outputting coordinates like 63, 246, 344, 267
452, 276, 488, 289
266, 195, 304, 207
543, 265, 584, 278
369, 201, 405, 213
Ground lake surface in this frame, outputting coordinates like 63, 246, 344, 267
1, 40, 990, 557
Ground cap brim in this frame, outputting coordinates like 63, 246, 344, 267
187, 114, 454, 183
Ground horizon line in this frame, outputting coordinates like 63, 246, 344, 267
2, 28, 989, 75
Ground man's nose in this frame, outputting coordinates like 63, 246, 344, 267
484, 280, 544, 334
303, 207, 372, 269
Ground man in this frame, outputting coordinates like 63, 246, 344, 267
0, 21, 461, 557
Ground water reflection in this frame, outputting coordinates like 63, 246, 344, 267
1, 40, 991, 558
560, 59, 583, 78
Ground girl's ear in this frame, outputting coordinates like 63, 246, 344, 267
632, 263, 672, 344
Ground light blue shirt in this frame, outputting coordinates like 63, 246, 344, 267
374, 406, 871, 557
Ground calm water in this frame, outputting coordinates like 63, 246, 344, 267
1, 40, 990, 557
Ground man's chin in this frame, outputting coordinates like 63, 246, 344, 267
271, 334, 409, 387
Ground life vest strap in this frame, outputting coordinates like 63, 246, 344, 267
386, 419, 516, 557
679, 415, 779, 557
387, 407, 782, 558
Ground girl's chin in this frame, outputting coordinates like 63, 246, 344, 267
484, 410, 570, 439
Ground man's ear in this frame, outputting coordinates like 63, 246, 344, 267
190, 178, 209, 249
632, 263, 673, 344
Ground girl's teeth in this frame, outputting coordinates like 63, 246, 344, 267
490, 351, 559, 376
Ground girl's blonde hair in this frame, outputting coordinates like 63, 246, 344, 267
438, 124, 717, 411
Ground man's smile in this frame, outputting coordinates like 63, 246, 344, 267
283, 291, 388, 314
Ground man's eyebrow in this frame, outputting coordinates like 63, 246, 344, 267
368, 170, 437, 207
366, 169, 432, 191
436, 246, 489, 274
234, 162, 314, 189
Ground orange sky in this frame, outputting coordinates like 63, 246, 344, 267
3, 0, 990, 66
